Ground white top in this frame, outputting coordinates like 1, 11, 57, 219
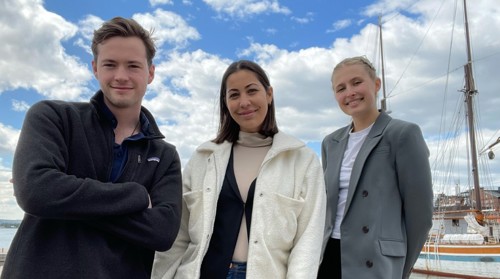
232, 131, 272, 261
332, 124, 373, 239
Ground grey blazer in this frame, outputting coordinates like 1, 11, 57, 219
321, 112, 433, 279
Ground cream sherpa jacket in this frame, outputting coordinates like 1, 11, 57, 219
152, 131, 326, 279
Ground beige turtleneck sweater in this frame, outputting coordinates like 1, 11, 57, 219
231, 131, 273, 262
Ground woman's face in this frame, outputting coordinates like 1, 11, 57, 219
332, 63, 380, 120
225, 70, 273, 133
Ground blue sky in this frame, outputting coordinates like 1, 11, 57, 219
1, 0, 500, 219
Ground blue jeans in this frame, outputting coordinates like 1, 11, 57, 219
226, 261, 247, 279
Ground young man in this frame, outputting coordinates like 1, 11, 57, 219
1, 17, 182, 279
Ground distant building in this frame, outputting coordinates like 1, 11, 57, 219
471, 187, 500, 211
435, 187, 500, 211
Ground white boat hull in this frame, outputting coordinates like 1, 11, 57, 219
413, 244, 500, 279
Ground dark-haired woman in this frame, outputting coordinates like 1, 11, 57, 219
153, 60, 326, 279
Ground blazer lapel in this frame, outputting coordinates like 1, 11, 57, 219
325, 128, 349, 197
343, 112, 392, 215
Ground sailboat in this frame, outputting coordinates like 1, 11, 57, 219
407, 0, 500, 278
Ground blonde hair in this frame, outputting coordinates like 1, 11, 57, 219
331, 56, 377, 81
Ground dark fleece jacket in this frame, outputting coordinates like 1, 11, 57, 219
2, 91, 182, 279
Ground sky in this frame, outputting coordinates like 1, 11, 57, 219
1, 0, 500, 220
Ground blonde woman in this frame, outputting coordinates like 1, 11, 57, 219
318, 56, 433, 279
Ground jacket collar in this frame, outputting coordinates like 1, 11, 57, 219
365, 111, 392, 139
196, 130, 305, 155
330, 111, 392, 142
90, 90, 165, 139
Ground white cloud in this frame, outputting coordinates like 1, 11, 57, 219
363, 0, 416, 17
133, 9, 201, 50
11, 100, 30, 112
0, 123, 20, 156
0, 0, 93, 100
76, 15, 105, 56
291, 12, 314, 24
203, 0, 291, 18
327, 19, 352, 33
149, 0, 174, 7
264, 28, 277, 35
144, 50, 230, 163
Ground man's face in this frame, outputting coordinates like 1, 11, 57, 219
92, 36, 154, 111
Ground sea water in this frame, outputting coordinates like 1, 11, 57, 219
0, 228, 17, 249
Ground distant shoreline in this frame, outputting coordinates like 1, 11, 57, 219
0, 220, 21, 229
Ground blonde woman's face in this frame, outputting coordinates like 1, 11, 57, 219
332, 63, 380, 119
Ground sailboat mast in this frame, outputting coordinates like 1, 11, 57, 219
462, 0, 482, 211
378, 16, 387, 112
